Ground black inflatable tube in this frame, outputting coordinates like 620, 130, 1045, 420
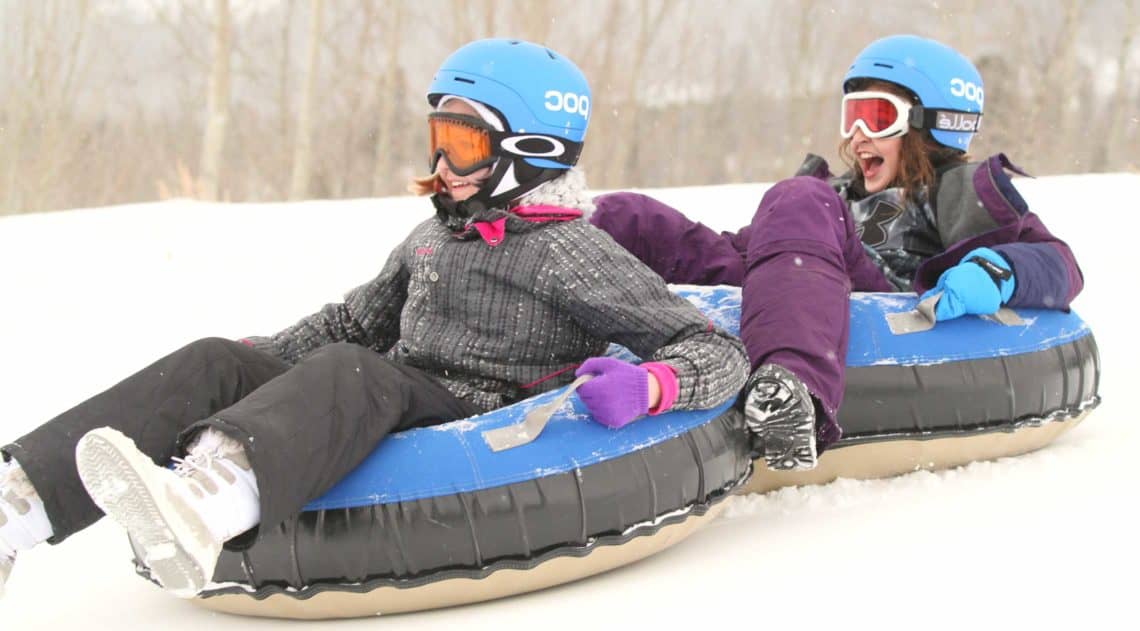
132, 318, 1100, 617
836, 333, 1099, 445
138, 408, 752, 599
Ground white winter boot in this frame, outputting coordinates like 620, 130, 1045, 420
75, 427, 260, 598
0, 460, 54, 597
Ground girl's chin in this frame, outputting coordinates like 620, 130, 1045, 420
861, 167, 892, 193
447, 190, 477, 202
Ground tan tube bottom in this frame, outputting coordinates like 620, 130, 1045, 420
738, 413, 1087, 495
194, 412, 1086, 619
194, 503, 724, 620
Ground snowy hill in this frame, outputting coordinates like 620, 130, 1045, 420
1, 174, 1136, 629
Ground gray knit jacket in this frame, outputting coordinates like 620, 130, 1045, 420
247, 173, 748, 413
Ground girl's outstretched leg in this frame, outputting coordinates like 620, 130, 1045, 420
75, 343, 479, 598
0, 337, 286, 596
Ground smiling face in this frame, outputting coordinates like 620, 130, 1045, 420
839, 80, 919, 194
848, 128, 903, 194
433, 99, 493, 202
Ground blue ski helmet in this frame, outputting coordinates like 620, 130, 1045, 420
843, 35, 983, 152
428, 38, 590, 171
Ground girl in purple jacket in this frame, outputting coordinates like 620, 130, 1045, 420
591, 35, 1083, 473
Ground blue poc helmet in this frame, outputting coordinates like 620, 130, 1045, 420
427, 38, 591, 210
843, 34, 983, 152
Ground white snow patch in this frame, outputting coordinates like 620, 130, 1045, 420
428, 419, 479, 433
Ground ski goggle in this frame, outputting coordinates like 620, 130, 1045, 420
428, 111, 584, 176
841, 90, 984, 140
428, 112, 497, 176
840, 91, 914, 139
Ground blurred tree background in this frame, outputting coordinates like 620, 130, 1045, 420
0, 0, 1136, 215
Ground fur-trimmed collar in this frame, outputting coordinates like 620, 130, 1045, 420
515, 168, 596, 218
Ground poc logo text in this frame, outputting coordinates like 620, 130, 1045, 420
544, 90, 590, 119
949, 78, 984, 108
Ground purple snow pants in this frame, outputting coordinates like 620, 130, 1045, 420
592, 177, 894, 450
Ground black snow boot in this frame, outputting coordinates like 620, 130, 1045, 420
742, 364, 818, 471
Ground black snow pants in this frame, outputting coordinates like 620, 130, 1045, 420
1, 337, 480, 548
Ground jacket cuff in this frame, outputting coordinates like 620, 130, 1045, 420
991, 242, 1074, 309
239, 335, 282, 360
642, 362, 679, 415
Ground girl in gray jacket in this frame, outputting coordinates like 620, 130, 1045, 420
0, 39, 747, 600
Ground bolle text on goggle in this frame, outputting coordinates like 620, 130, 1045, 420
933, 111, 982, 133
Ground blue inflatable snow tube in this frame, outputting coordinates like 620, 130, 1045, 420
168, 286, 1098, 619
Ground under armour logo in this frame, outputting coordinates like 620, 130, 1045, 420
857, 200, 904, 247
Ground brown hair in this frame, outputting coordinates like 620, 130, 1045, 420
838, 80, 967, 202
407, 172, 440, 196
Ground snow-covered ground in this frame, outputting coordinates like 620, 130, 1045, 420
1, 174, 1136, 628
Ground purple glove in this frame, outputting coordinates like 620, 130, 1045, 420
574, 357, 650, 428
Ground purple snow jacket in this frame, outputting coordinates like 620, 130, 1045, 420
800, 152, 1084, 309
600, 154, 1083, 311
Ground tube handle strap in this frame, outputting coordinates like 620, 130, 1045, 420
481, 375, 594, 452
886, 292, 1025, 335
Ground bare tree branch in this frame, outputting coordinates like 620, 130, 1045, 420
199, 0, 233, 201
373, 3, 406, 195
144, 0, 209, 69
289, 0, 324, 200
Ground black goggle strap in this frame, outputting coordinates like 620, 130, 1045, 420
908, 105, 983, 133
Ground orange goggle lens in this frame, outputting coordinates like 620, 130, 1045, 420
428, 114, 494, 174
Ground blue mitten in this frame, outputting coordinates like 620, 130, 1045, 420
920, 248, 1015, 321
